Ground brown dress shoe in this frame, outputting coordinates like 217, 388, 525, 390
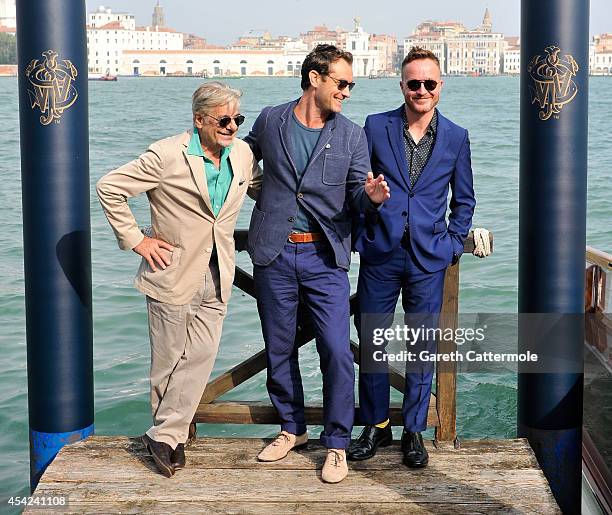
141, 434, 175, 477
257, 431, 308, 462
171, 443, 186, 470
322, 448, 348, 483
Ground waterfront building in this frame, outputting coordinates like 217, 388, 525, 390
370, 33, 399, 76
121, 48, 306, 77
404, 10, 503, 76
502, 37, 520, 75
345, 17, 379, 77
445, 10, 503, 76
0, 0, 15, 30
412, 19, 466, 38
403, 34, 446, 73
300, 25, 346, 51
591, 34, 612, 75
87, 5, 182, 75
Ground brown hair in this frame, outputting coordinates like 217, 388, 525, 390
401, 46, 440, 69
301, 44, 353, 91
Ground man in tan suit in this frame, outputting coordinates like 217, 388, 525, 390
97, 82, 261, 477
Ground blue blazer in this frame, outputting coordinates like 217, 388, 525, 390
245, 99, 372, 270
354, 107, 475, 272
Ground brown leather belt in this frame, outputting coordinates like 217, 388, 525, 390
288, 232, 323, 243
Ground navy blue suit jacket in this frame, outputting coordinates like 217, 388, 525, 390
354, 107, 475, 272
245, 99, 372, 270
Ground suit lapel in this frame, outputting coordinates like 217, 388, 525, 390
217, 147, 242, 219
182, 133, 215, 217
278, 102, 299, 179
387, 107, 410, 190
412, 111, 448, 193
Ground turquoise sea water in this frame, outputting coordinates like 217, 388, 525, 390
0, 76, 611, 504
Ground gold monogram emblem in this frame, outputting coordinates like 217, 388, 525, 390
25, 50, 78, 126
528, 46, 579, 121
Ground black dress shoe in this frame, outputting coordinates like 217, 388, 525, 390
141, 434, 175, 477
347, 424, 393, 461
171, 443, 186, 470
401, 430, 429, 468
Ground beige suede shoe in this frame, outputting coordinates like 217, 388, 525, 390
321, 448, 348, 483
257, 431, 308, 462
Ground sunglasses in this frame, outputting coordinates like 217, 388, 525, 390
404, 79, 439, 92
205, 113, 245, 128
326, 75, 356, 92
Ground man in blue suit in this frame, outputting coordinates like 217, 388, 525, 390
244, 44, 390, 483
348, 47, 475, 468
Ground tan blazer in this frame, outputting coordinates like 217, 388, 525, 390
96, 130, 262, 305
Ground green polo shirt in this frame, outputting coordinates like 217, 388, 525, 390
187, 128, 233, 216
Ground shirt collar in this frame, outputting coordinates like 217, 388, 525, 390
402, 108, 438, 136
187, 127, 232, 161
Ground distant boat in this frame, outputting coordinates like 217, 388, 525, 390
88, 72, 118, 81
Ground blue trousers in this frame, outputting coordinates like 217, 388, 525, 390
254, 241, 354, 449
355, 244, 445, 431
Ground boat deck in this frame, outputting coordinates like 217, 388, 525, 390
28, 436, 560, 513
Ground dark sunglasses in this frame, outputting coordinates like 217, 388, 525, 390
326, 75, 356, 92
205, 113, 245, 128
405, 79, 439, 92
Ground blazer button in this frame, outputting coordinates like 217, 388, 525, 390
402, 211, 408, 216
297, 192, 304, 199
409, 192, 415, 198
288, 216, 296, 222
205, 247, 212, 253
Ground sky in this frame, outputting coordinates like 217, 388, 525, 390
85, 0, 610, 47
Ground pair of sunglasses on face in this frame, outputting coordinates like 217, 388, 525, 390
404, 79, 439, 92
326, 75, 356, 92
205, 113, 245, 128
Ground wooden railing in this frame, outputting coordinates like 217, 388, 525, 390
193, 229, 493, 444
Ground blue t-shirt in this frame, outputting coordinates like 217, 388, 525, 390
289, 111, 323, 232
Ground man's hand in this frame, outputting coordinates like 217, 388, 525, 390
365, 172, 391, 204
133, 236, 175, 272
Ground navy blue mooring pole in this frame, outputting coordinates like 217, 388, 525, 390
16, 0, 94, 491
518, 0, 588, 513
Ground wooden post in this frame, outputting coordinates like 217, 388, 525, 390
435, 261, 460, 444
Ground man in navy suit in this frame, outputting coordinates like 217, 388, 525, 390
244, 44, 390, 483
348, 47, 475, 468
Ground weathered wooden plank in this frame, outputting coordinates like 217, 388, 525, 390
29, 436, 558, 514
586, 245, 612, 271
194, 400, 439, 427
436, 261, 459, 443
24, 500, 544, 515
42, 439, 542, 476
31, 473, 557, 513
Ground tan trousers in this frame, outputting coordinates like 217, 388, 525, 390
145, 258, 227, 448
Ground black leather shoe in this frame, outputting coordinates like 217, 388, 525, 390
401, 430, 429, 468
141, 434, 175, 477
171, 443, 186, 470
347, 424, 393, 461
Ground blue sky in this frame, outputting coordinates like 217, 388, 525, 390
86, 0, 610, 46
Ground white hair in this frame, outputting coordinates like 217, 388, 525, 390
192, 81, 242, 116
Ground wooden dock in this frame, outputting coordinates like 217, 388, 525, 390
29, 435, 560, 514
